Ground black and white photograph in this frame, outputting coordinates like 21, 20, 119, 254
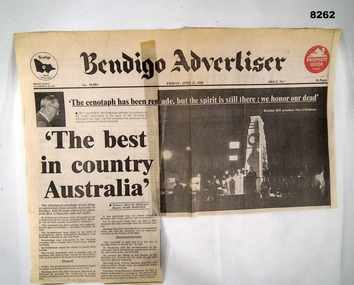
34, 92, 66, 127
159, 87, 331, 213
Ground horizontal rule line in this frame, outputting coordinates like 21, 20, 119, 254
71, 101, 320, 107
110, 202, 148, 204
33, 82, 328, 90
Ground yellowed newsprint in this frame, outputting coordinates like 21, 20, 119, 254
15, 31, 163, 283
15, 28, 339, 282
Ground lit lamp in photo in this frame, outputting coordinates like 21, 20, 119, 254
229, 141, 240, 149
229, 141, 240, 164
229, 155, 239, 161
162, 149, 172, 160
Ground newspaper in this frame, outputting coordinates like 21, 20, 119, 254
15, 28, 340, 282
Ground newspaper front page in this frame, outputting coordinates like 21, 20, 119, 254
15, 28, 340, 282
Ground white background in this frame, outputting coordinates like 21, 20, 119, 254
0, 1, 353, 284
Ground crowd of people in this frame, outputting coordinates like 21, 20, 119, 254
167, 165, 327, 207
168, 167, 258, 205
260, 166, 327, 201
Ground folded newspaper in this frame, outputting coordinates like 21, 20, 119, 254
15, 28, 340, 283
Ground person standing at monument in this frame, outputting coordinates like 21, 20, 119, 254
246, 167, 257, 193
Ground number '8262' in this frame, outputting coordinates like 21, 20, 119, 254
310, 11, 335, 19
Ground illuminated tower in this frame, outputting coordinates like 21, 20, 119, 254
244, 115, 268, 192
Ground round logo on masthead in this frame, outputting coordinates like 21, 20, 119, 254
30, 52, 58, 80
304, 45, 330, 74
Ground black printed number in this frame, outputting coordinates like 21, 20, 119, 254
310, 11, 335, 19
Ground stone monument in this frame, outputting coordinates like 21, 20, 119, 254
244, 115, 268, 192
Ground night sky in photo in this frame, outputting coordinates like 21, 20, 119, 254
159, 87, 329, 183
